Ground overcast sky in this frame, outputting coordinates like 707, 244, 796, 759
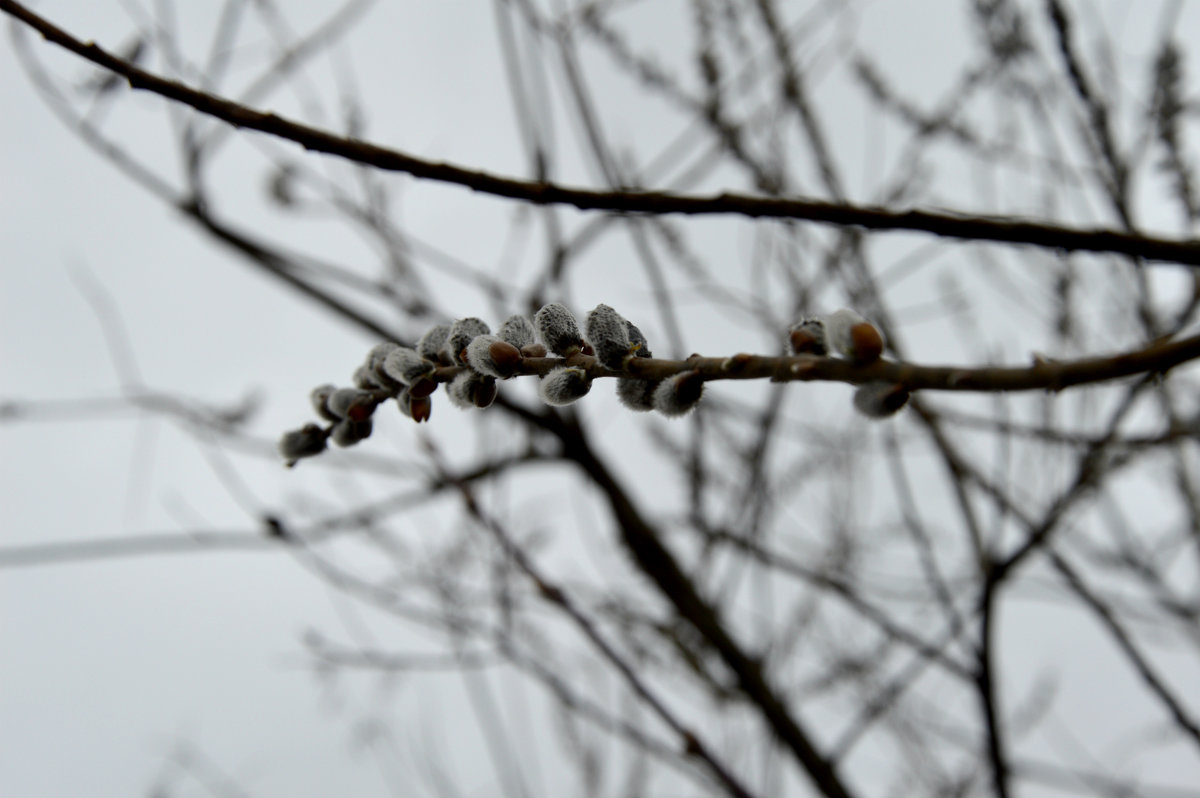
3, 2, 1199, 797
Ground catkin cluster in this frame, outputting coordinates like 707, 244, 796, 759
787, 309, 908, 418
279, 305, 906, 465
278, 303, 702, 466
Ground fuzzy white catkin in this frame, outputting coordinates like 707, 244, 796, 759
365, 342, 401, 385
309, 384, 339, 421
352, 364, 381, 389
327, 387, 375, 419
539, 366, 591, 406
418, 324, 451, 362
585, 304, 632, 370
464, 335, 511, 378
446, 371, 478, 409
534, 303, 583, 356
617, 377, 658, 411
445, 318, 490, 365
616, 320, 656, 410
626, 321, 652, 358
652, 371, 704, 417
498, 314, 536, 349
330, 418, 372, 447
788, 317, 828, 355
278, 424, 327, 462
852, 382, 909, 419
823, 309, 883, 360
382, 346, 434, 385
446, 370, 496, 409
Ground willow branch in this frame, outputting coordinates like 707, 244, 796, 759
456, 331, 1200, 394
5, 0, 1200, 267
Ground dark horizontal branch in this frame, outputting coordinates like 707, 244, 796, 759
6, 0, 1200, 267
446, 331, 1200, 394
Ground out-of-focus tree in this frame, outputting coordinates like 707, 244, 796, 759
3, 1, 1199, 796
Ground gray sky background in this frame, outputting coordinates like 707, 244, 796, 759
3, 1, 1198, 796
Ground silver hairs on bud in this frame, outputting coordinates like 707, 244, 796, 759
330, 418, 373, 447
824, 309, 884, 364
365, 342, 402, 386
327, 387, 376, 421
278, 423, 328, 465
465, 335, 523, 378
382, 346, 435, 385
853, 382, 909, 419
498, 314, 536, 350
445, 318, 491, 366
788, 317, 827, 356
652, 371, 704, 417
626, 321, 652, 358
446, 370, 497, 409
534, 303, 583, 357
352, 364, 381, 389
309, 384, 340, 421
538, 366, 591, 406
617, 377, 658, 411
418, 324, 451, 363
585, 304, 633, 370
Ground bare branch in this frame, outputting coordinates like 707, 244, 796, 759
5, 0, 1200, 267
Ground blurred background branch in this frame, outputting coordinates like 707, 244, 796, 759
2, 1, 1198, 797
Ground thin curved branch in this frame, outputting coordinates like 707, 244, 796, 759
9, 20, 408, 344
1049, 549, 1200, 748
5, 0, 1200, 267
